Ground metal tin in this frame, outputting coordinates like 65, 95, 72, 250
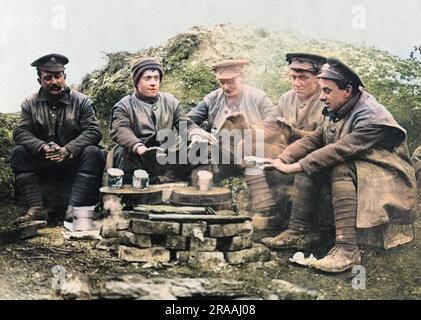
107, 168, 124, 189
133, 169, 149, 189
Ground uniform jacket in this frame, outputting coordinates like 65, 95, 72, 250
187, 85, 273, 133
13, 88, 102, 157
280, 90, 417, 228
110, 92, 195, 152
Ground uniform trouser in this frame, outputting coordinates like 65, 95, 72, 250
112, 145, 190, 185
288, 162, 358, 246
10, 145, 106, 208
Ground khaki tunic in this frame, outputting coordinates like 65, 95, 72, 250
272, 85, 325, 133
187, 84, 273, 133
280, 91, 417, 230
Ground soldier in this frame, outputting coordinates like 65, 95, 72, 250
261, 58, 417, 272
11, 54, 105, 223
110, 57, 203, 184
187, 59, 275, 213
271, 53, 327, 140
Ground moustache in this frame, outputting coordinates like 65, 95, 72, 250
48, 84, 63, 91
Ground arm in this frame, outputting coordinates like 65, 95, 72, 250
298, 125, 389, 176
64, 99, 102, 157
110, 104, 143, 153
13, 100, 48, 155
187, 100, 210, 127
278, 126, 325, 163
258, 94, 275, 121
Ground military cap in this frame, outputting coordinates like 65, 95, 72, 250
212, 59, 249, 80
131, 57, 164, 86
317, 58, 365, 88
286, 53, 327, 73
30, 53, 69, 72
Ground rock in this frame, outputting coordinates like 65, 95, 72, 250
118, 246, 170, 263
56, 272, 91, 300
269, 279, 319, 300
93, 275, 247, 300
116, 219, 130, 230
0, 220, 47, 245
207, 221, 253, 238
190, 237, 217, 251
224, 244, 272, 265
165, 235, 187, 250
217, 235, 253, 251
251, 214, 279, 230
177, 251, 226, 266
96, 237, 120, 251
181, 222, 207, 237
130, 219, 180, 235
99, 224, 118, 238
118, 231, 151, 248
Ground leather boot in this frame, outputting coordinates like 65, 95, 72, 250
17, 206, 48, 224
311, 179, 361, 273
261, 228, 311, 250
309, 244, 361, 272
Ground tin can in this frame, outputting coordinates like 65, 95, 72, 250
133, 169, 149, 189
107, 168, 124, 189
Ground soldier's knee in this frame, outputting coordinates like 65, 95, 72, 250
80, 145, 106, 161
332, 162, 356, 182
10, 145, 32, 169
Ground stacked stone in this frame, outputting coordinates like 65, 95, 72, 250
100, 209, 271, 265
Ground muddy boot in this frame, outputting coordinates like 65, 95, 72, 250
311, 176, 360, 273
17, 206, 48, 224
261, 228, 311, 250
244, 172, 276, 213
310, 244, 361, 273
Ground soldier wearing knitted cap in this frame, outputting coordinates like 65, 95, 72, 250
11, 54, 105, 224
262, 57, 416, 273
110, 57, 203, 184
187, 58, 276, 213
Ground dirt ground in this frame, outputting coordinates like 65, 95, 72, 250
0, 202, 420, 300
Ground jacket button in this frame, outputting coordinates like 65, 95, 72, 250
224, 110, 228, 114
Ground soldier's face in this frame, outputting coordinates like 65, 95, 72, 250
38, 70, 66, 95
136, 70, 160, 97
219, 75, 243, 99
319, 78, 352, 112
289, 70, 318, 99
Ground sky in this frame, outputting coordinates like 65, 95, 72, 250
0, 0, 420, 112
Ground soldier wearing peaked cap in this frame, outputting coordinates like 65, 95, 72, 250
187, 59, 276, 213
262, 57, 417, 273
10, 54, 105, 224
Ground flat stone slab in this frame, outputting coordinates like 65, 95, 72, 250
190, 237, 217, 252
217, 235, 253, 251
181, 222, 207, 237
134, 213, 251, 223
224, 244, 272, 265
118, 246, 170, 263
177, 251, 225, 265
119, 231, 152, 248
269, 279, 319, 300
130, 219, 180, 235
0, 221, 47, 244
165, 235, 187, 250
207, 221, 253, 238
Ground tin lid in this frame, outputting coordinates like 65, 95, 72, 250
107, 168, 124, 177
134, 169, 149, 178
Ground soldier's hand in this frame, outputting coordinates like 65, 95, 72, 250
46, 146, 70, 163
276, 117, 294, 135
266, 158, 302, 174
136, 145, 149, 156
189, 132, 217, 148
